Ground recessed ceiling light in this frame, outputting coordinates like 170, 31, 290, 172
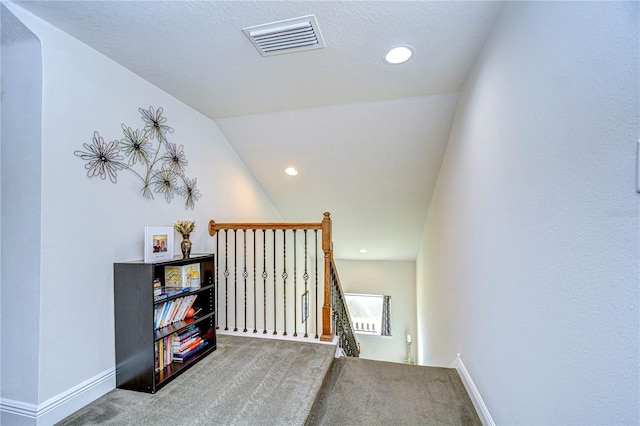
359, 249, 368, 254
285, 167, 298, 176
384, 45, 414, 64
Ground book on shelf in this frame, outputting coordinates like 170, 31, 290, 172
167, 335, 173, 366
174, 327, 200, 343
154, 302, 167, 330
153, 278, 162, 297
153, 304, 159, 329
174, 336, 203, 354
173, 341, 208, 363
173, 334, 199, 350
167, 300, 180, 325
156, 325, 211, 368
173, 296, 189, 324
158, 338, 164, 370
174, 324, 198, 340
184, 264, 201, 288
177, 295, 197, 321
154, 287, 190, 302
155, 301, 169, 329
158, 301, 170, 328
164, 264, 200, 289
157, 334, 178, 370
154, 295, 198, 329
162, 300, 176, 328
164, 266, 184, 288
155, 341, 159, 372
168, 296, 187, 326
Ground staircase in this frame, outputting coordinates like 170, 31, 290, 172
307, 356, 482, 425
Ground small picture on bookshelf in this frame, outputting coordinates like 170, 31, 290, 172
144, 226, 174, 263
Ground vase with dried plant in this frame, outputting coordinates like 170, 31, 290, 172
174, 220, 195, 259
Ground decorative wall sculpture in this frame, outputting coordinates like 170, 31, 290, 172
74, 106, 201, 209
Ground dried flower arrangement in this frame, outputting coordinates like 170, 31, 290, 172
174, 220, 196, 235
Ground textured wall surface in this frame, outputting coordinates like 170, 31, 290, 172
1, 5, 42, 406
417, 2, 639, 424
1, 3, 281, 423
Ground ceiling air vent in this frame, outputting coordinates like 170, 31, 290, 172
242, 15, 325, 57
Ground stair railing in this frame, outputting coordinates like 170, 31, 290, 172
329, 258, 360, 357
208, 212, 358, 356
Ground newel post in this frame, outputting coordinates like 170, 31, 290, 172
320, 212, 333, 342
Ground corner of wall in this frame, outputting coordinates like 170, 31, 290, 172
1, 2, 43, 415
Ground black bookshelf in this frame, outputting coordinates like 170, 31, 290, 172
114, 253, 216, 393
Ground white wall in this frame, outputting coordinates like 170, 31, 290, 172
1, 3, 281, 424
416, 2, 639, 425
336, 259, 416, 364
1, 4, 42, 416
0, 6, 3, 411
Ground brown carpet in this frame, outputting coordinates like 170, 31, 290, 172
306, 357, 482, 426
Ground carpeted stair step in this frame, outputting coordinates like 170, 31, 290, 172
305, 356, 482, 426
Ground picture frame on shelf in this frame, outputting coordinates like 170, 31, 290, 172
144, 226, 174, 263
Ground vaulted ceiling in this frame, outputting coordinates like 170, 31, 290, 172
15, 0, 503, 260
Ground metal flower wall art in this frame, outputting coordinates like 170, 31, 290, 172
74, 106, 201, 209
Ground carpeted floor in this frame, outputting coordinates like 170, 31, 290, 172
306, 357, 482, 426
57, 335, 336, 425
58, 335, 481, 426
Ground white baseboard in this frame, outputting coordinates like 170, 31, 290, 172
1, 399, 38, 426
1, 367, 115, 426
453, 354, 495, 426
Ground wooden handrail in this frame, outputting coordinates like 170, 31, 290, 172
208, 212, 334, 341
209, 221, 322, 235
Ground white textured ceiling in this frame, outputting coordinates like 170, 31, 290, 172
15, 0, 503, 260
